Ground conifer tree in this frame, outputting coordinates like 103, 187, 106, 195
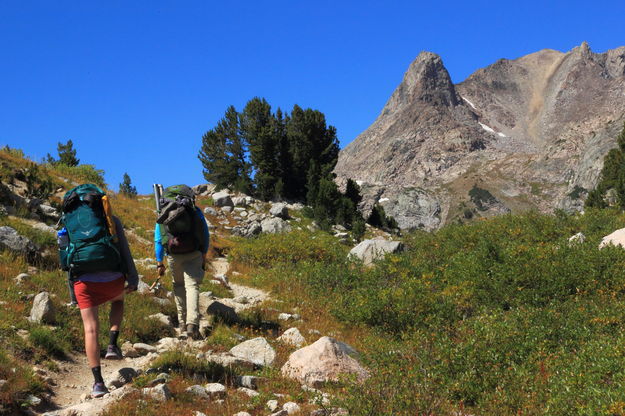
586, 122, 625, 208
53, 139, 80, 166
119, 173, 137, 197
198, 106, 252, 193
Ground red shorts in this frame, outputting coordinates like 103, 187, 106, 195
74, 277, 125, 310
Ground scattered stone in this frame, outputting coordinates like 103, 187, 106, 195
233, 412, 252, 416
261, 217, 292, 234
121, 341, 140, 358
186, 384, 210, 399
278, 327, 306, 348
237, 387, 259, 397
269, 203, 289, 219
147, 313, 172, 326
204, 207, 218, 216
278, 313, 300, 321
235, 375, 263, 390
600, 228, 625, 249
232, 295, 249, 304
142, 383, 171, 401
0, 226, 39, 262
282, 402, 301, 414
267, 399, 280, 412
222, 206, 233, 214
204, 352, 255, 370
0, 380, 7, 389
205, 300, 238, 324
230, 337, 276, 367
38, 204, 60, 220
195, 412, 208, 416
213, 191, 234, 207
232, 196, 248, 207
137, 279, 151, 295
29, 291, 56, 324
348, 239, 404, 266
14, 273, 30, 285
156, 337, 182, 353
271, 411, 288, 416
133, 343, 157, 355
568, 232, 585, 245
107, 367, 139, 388
26, 394, 42, 406
281, 336, 369, 387
204, 382, 227, 399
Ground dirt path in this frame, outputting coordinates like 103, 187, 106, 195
42, 257, 269, 414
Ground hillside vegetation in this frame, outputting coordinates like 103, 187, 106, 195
3, 147, 625, 415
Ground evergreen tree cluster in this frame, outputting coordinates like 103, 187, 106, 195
586, 122, 625, 209
119, 172, 137, 197
46, 140, 80, 167
198, 98, 365, 231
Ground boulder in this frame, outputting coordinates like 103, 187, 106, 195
206, 300, 239, 324
213, 191, 234, 207
204, 207, 218, 216
348, 239, 404, 265
204, 352, 255, 370
29, 292, 55, 324
232, 196, 248, 207
230, 337, 276, 367
14, 273, 30, 285
38, 204, 60, 220
283, 402, 301, 414
267, 399, 280, 412
235, 375, 263, 390
278, 327, 306, 348
281, 336, 369, 387
31, 222, 57, 235
142, 383, 171, 401
0, 226, 39, 262
193, 184, 216, 196
222, 206, 233, 214
121, 341, 140, 358
568, 232, 585, 245
600, 228, 625, 249
261, 217, 292, 234
156, 337, 182, 353
185, 384, 210, 399
204, 382, 227, 399
107, 367, 139, 388
269, 203, 289, 219
133, 343, 157, 355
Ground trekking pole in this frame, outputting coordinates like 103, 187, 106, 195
153, 183, 163, 214
149, 275, 161, 291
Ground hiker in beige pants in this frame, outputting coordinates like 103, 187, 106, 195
168, 250, 204, 329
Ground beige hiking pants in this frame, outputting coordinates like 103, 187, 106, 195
168, 250, 204, 326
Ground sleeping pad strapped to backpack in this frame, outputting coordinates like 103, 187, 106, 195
156, 184, 200, 255
60, 184, 123, 277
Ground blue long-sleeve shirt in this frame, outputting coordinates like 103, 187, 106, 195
155, 206, 209, 262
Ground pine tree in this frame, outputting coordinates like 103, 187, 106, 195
119, 173, 137, 197
345, 179, 362, 208
56, 140, 79, 166
240, 98, 279, 200
198, 106, 252, 193
586, 122, 625, 208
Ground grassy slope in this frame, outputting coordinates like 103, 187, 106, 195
5, 147, 625, 415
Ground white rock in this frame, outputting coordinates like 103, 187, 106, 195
568, 232, 585, 245
213, 191, 234, 207
29, 291, 55, 324
237, 387, 259, 397
600, 228, 625, 249
107, 367, 139, 388
233, 412, 252, 416
282, 401, 301, 414
230, 337, 276, 367
186, 384, 210, 399
142, 383, 171, 401
278, 327, 306, 348
281, 336, 369, 387
267, 399, 280, 412
14, 273, 30, 285
133, 343, 157, 355
204, 382, 227, 399
261, 217, 292, 234
147, 313, 172, 326
348, 239, 404, 266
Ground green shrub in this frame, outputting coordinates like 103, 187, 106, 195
51, 164, 106, 188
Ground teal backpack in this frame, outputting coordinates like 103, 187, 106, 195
60, 184, 123, 277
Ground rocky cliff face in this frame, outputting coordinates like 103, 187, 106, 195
335, 42, 625, 230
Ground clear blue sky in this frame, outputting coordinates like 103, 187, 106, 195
1, 1, 624, 194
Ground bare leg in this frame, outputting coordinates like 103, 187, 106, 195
80, 306, 100, 368
109, 292, 124, 331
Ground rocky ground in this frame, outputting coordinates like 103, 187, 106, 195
1, 182, 403, 416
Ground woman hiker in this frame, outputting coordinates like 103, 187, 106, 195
59, 185, 138, 398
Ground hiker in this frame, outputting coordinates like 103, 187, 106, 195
154, 184, 209, 340
58, 184, 138, 398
